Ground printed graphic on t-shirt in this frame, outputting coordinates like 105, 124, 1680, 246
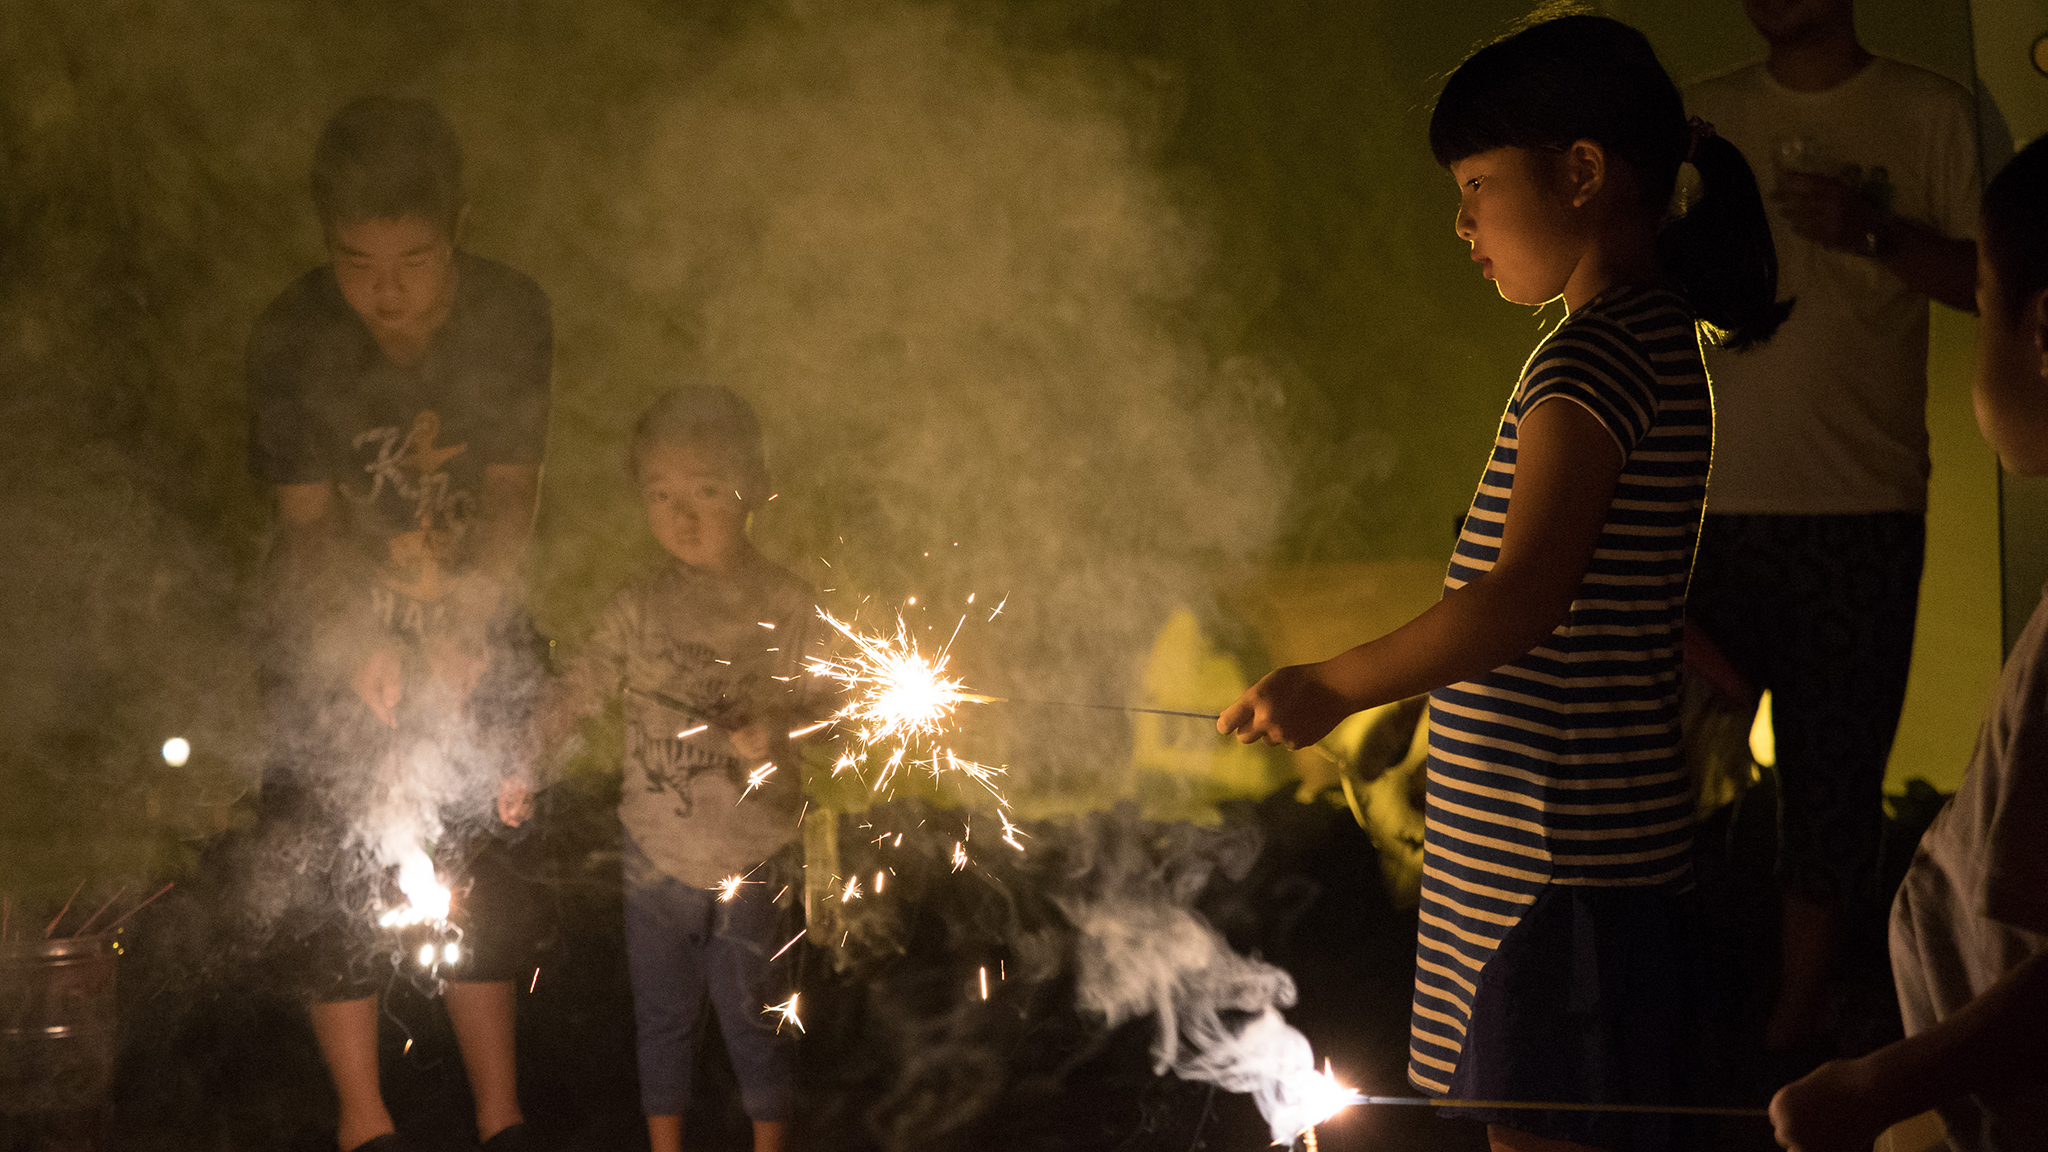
346, 409, 475, 637
627, 632, 776, 818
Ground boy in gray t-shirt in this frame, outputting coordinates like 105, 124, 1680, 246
1768, 131, 2048, 1152
546, 386, 820, 1152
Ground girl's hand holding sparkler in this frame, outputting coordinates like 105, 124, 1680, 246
1217, 663, 1355, 750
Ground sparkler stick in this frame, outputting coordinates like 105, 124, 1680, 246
96, 882, 175, 935
966, 694, 1217, 721
72, 883, 129, 936
43, 879, 86, 939
1356, 1095, 1767, 1117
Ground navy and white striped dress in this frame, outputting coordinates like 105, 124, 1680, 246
1409, 286, 1710, 1094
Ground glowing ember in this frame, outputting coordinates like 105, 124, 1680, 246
379, 848, 451, 928
762, 993, 803, 1033
810, 610, 979, 748
841, 875, 861, 902
951, 841, 968, 872
160, 737, 191, 767
806, 608, 1017, 833
716, 874, 748, 902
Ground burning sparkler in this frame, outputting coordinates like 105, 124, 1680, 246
762, 993, 803, 1033
379, 848, 452, 928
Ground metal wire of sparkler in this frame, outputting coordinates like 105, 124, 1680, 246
1353, 1095, 1769, 1117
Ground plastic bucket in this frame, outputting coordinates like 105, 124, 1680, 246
0, 935, 118, 1114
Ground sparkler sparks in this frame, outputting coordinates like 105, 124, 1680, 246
379, 848, 451, 928
762, 993, 804, 1033
806, 607, 1019, 835
740, 762, 776, 802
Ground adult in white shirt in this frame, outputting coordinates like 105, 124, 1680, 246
1684, 0, 1984, 1057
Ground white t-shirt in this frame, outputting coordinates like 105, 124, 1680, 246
1891, 587, 2048, 1150
1685, 58, 1981, 514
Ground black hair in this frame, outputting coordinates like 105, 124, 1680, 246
1429, 12, 1791, 349
310, 96, 465, 237
630, 385, 772, 501
1982, 133, 2048, 329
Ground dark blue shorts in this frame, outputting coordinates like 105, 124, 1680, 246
1438, 884, 1697, 1151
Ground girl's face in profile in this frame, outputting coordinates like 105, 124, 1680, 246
1450, 146, 1584, 307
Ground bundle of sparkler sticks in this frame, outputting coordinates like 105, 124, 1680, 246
0, 880, 176, 944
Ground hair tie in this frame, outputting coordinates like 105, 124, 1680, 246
1685, 116, 1716, 164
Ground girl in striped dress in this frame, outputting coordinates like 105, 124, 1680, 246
1220, 15, 1790, 1152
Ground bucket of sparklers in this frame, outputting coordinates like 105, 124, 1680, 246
0, 934, 120, 1114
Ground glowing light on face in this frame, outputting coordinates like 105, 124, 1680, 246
161, 737, 191, 767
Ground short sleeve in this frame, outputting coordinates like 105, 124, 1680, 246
465, 268, 553, 467
1983, 596, 2048, 938
246, 296, 330, 486
1928, 85, 1987, 242
1519, 319, 1658, 459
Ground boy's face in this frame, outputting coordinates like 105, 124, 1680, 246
639, 441, 751, 575
328, 215, 458, 347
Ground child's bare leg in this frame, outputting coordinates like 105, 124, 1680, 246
1767, 891, 1838, 1050
445, 979, 525, 1141
753, 1119, 788, 1152
647, 1115, 684, 1152
1488, 1125, 1608, 1152
309, 996, 395, 1151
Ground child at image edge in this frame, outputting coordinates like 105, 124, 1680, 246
545, 387, 817, 1152
1221, 16, 1791, 1152
1765, 134, 2048, 1152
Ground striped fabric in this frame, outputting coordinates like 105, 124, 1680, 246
1408, 286, 1710, 1094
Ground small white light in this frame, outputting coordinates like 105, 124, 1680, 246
443, 942, 461, 965
161, 737, 191, 767
418, 944, 436, 968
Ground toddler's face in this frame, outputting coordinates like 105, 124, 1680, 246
1450, 146, 1581, 308
639, 442, 750, 574
328, 215, 458, 347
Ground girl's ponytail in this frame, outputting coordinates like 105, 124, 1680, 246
1659, 133, 1793, 350
1431, 14, 1794, 350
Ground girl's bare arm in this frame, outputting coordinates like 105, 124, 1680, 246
1221, 398, 1625, 748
